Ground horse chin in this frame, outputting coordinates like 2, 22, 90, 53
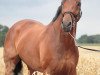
63, 27, 71, 32
61, 24, 72, 32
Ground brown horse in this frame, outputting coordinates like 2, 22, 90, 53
3, 0, 82, 75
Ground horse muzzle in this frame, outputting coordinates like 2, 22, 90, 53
61, 21, 72, 32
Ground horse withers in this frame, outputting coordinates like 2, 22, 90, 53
4, 0, 82, 75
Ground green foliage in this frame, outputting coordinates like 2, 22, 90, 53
77, 34, 100, 44
0, 24, 9, 47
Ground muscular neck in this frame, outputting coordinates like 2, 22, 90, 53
52, 13, 76, 47
52, 13, 63, 33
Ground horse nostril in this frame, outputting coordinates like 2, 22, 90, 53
67, 22, 71, 27
62, 21, 72, 32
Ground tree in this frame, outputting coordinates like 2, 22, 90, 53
77, 34, 88, 43
77, 34, 100, 44
0, 24, 9, 47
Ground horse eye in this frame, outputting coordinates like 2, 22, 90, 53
77, 2, 81, 6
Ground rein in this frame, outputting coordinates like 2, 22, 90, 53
69, 33, 100, 52
77, 45, 100, 52
62, 11, 100, 52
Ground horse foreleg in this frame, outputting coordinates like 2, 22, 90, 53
4, 48, 21, 75
28, 67, 35, 75
4, 60, 15, 75
4, 56, 21, 75
69, 68, 77, 75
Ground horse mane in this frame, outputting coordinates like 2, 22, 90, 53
52, 5, 62, 22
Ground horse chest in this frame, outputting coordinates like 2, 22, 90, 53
40, 47, 77, 72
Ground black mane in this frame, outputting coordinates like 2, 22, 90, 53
52, 5, 62, 22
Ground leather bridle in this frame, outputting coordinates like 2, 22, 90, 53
62, 11, 82, 28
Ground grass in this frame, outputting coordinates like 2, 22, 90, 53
0, 48, 5, 75
77, 46, 100, 75
78, 43, 100, 46
0, 46, 100, 75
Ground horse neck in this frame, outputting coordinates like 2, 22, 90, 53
51, 13, 76, 47
52, 13, 63, 33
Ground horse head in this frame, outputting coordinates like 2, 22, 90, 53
61, 0, 82, 32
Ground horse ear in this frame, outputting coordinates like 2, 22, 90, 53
52, 5, 62, 22
61, 0, 64, 5
61, 0, 66, 5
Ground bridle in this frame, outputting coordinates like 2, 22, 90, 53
62, 11, 82, 29
60, 1, 100, 52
